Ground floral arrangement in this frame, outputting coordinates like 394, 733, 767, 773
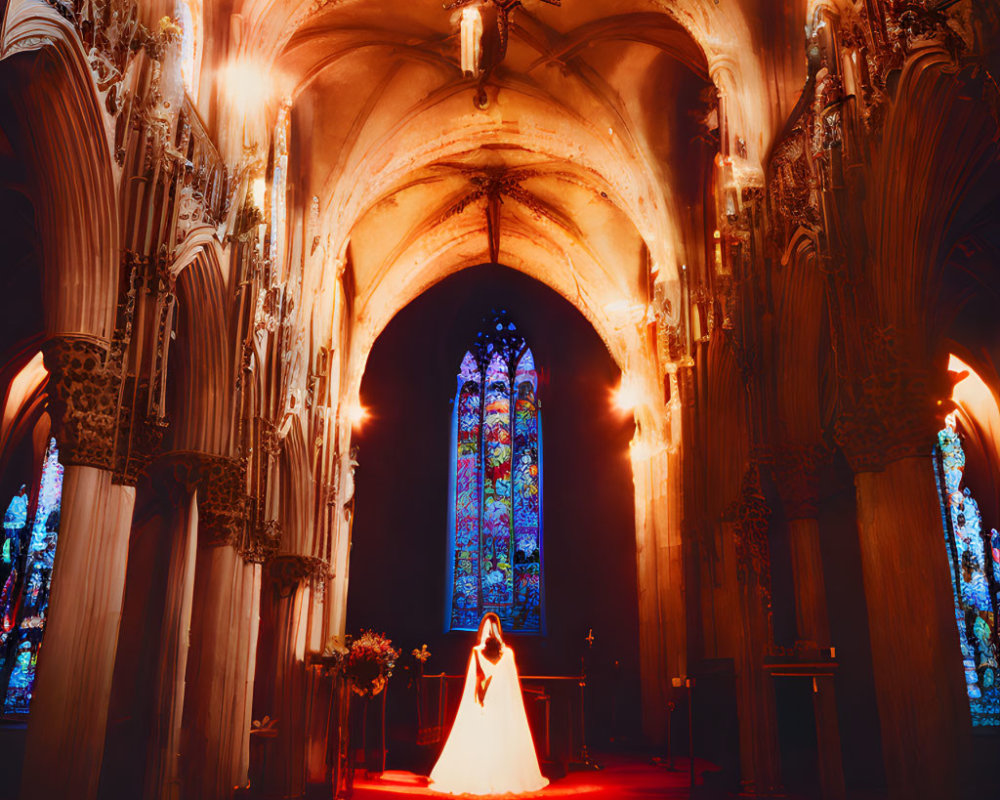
412, 644, 432, 678
345, 631, 399, 698
412, 644, 432, 663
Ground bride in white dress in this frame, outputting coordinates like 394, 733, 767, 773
428, 613, 549, 796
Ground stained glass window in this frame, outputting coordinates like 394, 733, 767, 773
176, 0, 200, 97
270, 103, 290, 275
447, 312, 543, 633
934, 414, 1000, 726
0, 438, 63, 715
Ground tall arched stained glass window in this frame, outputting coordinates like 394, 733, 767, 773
176, 0, 202, 99
447, 312, 543, 633
270, 102, 290, 276
0, 437, 63, 715
934, 413, 1000, 726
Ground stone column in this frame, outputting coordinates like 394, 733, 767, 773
730, 467, 781, 796
836, 365, 969, 800
21, 337, 136, 800
630, 436, 670, 743
773, 447, 846, 800
180, 455, 262, 800
98, 456, 201, 800
256, 554, 324, 798
142, 460, 200, 800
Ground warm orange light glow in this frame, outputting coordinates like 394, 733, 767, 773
947, 354, 1000, 451
346, 403, 368, 428
177, 0, 201, 98
613, 374, 641, 413
460, 7, 483, 77
2, 352, 48, 438
220, 59, 274, 117
251, 177, 267, 211
949, 354, 982, 403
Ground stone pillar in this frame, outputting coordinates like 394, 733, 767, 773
773, 447, 846, 800
142, 460, 200, 800
630, 438, 670, 743
836, 365, 969, 800
256, 555, 324, 798
730, 467, 781, 795
98, 456, 201, 800
180, 455, 262, 800
21, 337, 136, 800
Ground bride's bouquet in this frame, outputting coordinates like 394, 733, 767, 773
345, 630, 399, 698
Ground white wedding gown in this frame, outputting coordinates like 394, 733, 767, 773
429, 644, 549, 795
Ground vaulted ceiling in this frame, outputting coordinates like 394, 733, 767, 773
204, 0, 806, 362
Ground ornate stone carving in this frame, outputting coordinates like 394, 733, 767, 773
767, 443, 830, 521
768, 121, 821, 242
42, 0, 181, 127
195, 455, 248, 548
114, 378, 169, 485
727, 465, 772, 609
260, 417, 282, 458
265, 554, 330, 594
833, 331, 954, 473
244, 520, 282, 564
141, 450, 206, 506
109, 250, 141, 369
172, 98, 231, 235
811, 69, 844, 158
42, 337, 120, 470
139, 452, 249, 545
834, 1, 967, 139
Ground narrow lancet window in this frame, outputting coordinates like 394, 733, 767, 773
934, 413, 1000, 726
1, 438, 63, 714
447, 312, 543, 633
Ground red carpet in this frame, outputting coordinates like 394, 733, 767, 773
348, 754, 717, 799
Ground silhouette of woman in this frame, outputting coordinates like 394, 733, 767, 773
429, 612, 548, 795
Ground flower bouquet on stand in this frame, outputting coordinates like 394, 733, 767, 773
345, 631, 399, 698
344, 631, 399, 780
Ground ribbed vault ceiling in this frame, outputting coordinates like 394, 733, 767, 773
202, 0, 804, 361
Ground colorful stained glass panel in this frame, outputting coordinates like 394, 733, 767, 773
451, 352, 482, 630
935, 418, 1000, 726
512, 348, 540, 632
447, 316, 543, 632
481, 351, 514, 620
2, 438, 62, 715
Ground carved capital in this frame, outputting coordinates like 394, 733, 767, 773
834, 337, 953, 473
265, 554, 330, 594
42, 336, 120, 470
194, 455, 248, 548
767, 443, 830, 521
140, 452, 248, 544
